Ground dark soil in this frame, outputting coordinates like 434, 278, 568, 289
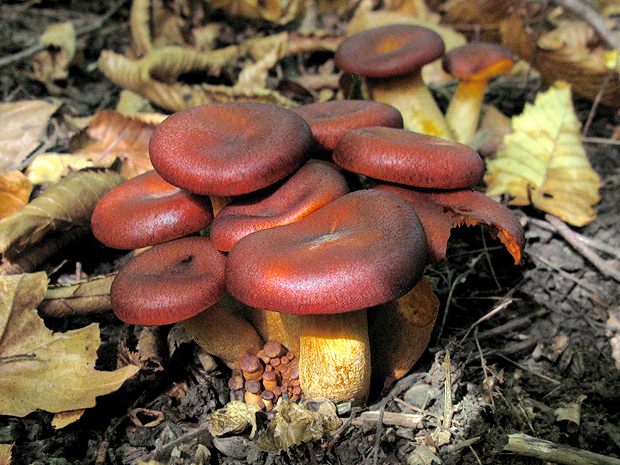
2, 1, 620, 464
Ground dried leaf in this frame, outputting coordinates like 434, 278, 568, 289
25, 154, 94, 185
501, 13, 620, 107
208, 401, 261, 437
0, 169, 124, 259
0, 444, 12, 465
38, 273, 114, 317
31, 22, 76, 82
51, 409, 86, 429
76, 110, 158, 178
0, 171, 32, 219
485, 81, 601, 227
0, 272, 139, 417
206, 0, 306, 24
0, 100, 61, 173
257, 400, 342, 453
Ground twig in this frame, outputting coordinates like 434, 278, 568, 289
350, 410, 423, 428
545, 214, 620, 283
460, 294, 515, 343
0, 0, 129, 69
497, 433, 620, 465
394, 398, 461, 426
495, 353, 561, 385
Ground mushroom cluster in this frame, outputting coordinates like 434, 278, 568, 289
334, 24, 514, 144
93, 98, 524, 406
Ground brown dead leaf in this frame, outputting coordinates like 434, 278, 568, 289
38, 273, 114, 317
0, 169, 124, 260
75, 110, 158, 178
0, 272, 139, 417
0, 171, 32, 220
440, 0, 515, 42
0, 444, 12, 465
51, 409, 86, 429
207, 0, 306, 24
0, 100, 61, 173
501, 13, 620, 107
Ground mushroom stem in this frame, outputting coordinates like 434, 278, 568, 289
237, 306, 300, 356
368, 73, 453, 140
444, 78, 488, 144
182, 294, 264, 370
298, 309, 371, 404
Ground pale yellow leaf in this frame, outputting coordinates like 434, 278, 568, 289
485, 81, 601, 227
0, 272, 139, 417
25, 154, 94, 185
51, 409, 86, 429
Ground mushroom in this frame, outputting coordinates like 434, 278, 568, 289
442, 43, 514, 144
334, 24, 453, 139
226, 189, 428, 404
210, 161, 350, 252
110, 236, 263, 368
91, 170, 213, 250
148, 102, 315, 196
291, 100, 403, 154
333, 127, 484, 189
373, 183, 525, 264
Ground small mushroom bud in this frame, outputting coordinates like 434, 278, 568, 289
240, 353, 264, 380
244, 379, 262, 405
261, 390, 275, 410
263, 340, 287, 359
262, 370, 278, 392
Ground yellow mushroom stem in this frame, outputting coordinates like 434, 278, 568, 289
182, 293, 264, 370
368, 72, 454, 140
236, 305, 301, 356
298, 309, 371, 405
369, 277, 439, 386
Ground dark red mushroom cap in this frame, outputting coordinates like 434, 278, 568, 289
91, 170, 213, 250
334, 24, 445, 79
149, 102, 315, 196
210, 161, 350, 252
442, 43, 514, 81
333, 126, 484, 189
111, 236, 226, 325
291, 100, 403, 151
374, 184, 525, 264
226, 189, 428, 315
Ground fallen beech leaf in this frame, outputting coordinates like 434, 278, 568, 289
485, 81, 601, 227
0, 100, 61, 173
76, 110, 158, 178
501, 14, 620, 107
375, 184, 525, 264
0, 169, 124, 260
31, 22, 76, 82
0, 272, 139, 417
38, 273, 114, 317
0, 171, 32, 219
25, 154, 94, 185
257, 400, 341, 452
51, 409, 86, 429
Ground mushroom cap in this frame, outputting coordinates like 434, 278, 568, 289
210, 161, 350, 252
111, 236, 227, 325
291, 100, 403, 151
91, 170, 213, 250
442, 43, 514, 81
334, 24, 445, 79
149, 102, 315, 196
374, 184, 525, 264
226, 189, 428, 315
333, 126, 484, 189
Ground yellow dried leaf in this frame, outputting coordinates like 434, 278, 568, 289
485, 81, 601, 227
0, 171, 32, 219
0, 272, 139, 417
0, 169, 124, 259
0, 100, 61, 173
0, 444, 12, 465
51, 409, 86, 429
208, 401, 261, 437
31, 22, 76, 82
25, 154, 94, 185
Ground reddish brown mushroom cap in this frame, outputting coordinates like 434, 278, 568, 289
149, 102, 314, 196
111, 236, 226, 325
210, 161, 350, 252
226, 189, 428, 315
91, 170, 213, 250
333, 127, 484, 189
291, 100, 403, 151
374, 184, 525, 264
334, 24, 445, 79
442, 43, 514, 81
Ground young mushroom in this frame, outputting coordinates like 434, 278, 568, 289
226, 189, 428, 404
91, 170, 213, 250
442, 43, 514, 144
110, 236, 263, 369
148, 102, 315, 196
334, 24, 453, 139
